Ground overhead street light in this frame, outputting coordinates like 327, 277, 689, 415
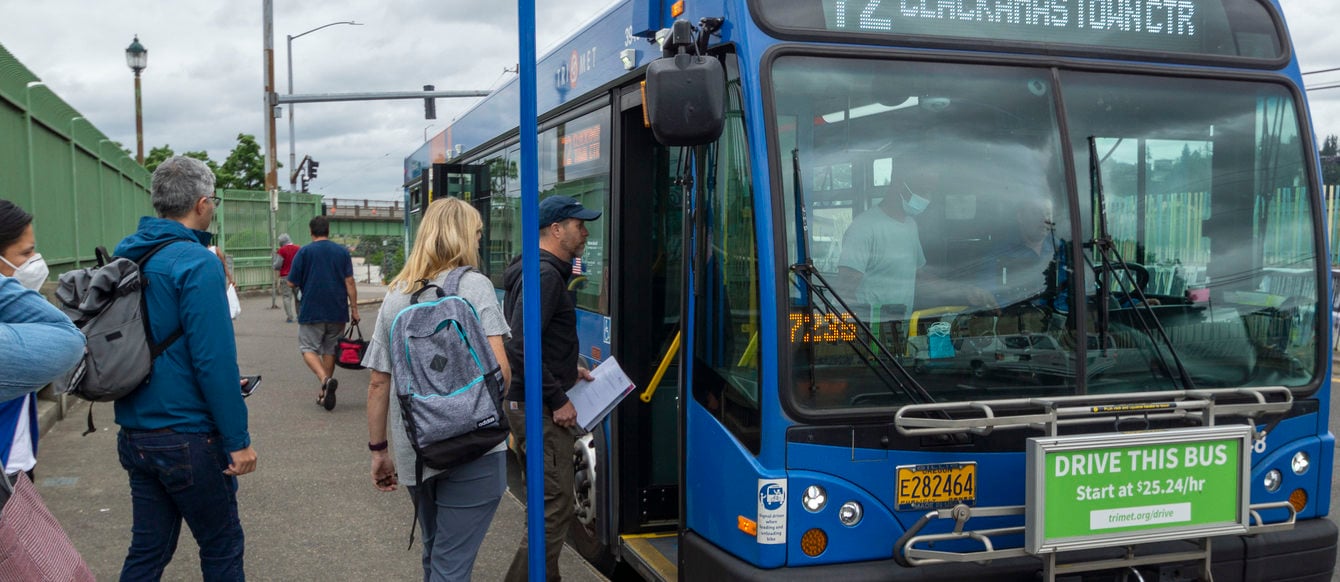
287, 20, 362, 191
125, 35, 148, 165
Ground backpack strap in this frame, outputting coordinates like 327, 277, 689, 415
94, 246, 113, 268
129, 240, 190, 357
442, 266, 476, 296
409, 278, 446, 305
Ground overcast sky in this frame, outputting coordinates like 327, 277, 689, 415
1, 1, 1337, 202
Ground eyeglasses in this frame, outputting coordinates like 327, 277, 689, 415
207, 196, 222, 207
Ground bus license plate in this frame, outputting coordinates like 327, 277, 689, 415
896, 462, 976, 511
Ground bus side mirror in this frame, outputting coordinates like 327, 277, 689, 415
645, 52, 726, 147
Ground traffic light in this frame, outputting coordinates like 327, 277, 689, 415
424, 84, 436, 120
308, 160, 319, 180
301, 174, 309, 193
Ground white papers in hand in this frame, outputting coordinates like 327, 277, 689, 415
565, 356, 637, 432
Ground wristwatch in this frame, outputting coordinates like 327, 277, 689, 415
368, 440, 388, 451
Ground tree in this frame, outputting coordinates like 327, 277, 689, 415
144, 145, 175, 173
217, 134, 267, 190
1324, 135, 1340, 186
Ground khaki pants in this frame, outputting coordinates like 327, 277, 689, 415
504, 400, 575, 582
280, 282, 296, 321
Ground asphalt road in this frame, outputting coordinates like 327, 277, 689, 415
32, 284, 608, 581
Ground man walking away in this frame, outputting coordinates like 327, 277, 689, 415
275, 233, 300, 322
287, 216, 358, 411
113, 156, 257, 581
502, 195, 599, 582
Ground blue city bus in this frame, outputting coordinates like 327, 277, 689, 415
402, 0, 1338, 579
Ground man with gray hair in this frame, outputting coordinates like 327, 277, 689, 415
112, 156, 257, 580
275, 232, 301, 322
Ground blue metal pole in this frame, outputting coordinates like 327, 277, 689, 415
518, 0, 545, 579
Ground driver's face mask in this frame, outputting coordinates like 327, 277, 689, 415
901, 183, 930, 217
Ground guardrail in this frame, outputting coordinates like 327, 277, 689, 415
326, 198, 403, 220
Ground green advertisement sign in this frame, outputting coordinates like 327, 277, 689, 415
1026, 426, 1250, 553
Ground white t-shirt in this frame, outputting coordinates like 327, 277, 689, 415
5, 394, 34, 474
363, 270, 510, 486
837, 206, 925, 317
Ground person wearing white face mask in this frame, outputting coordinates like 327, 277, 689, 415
0, 199, 85, 482
837, 179, 930, 327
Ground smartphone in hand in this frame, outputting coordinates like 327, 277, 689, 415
241, 375, 262, 398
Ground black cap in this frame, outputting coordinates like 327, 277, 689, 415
539, 195, 601, 228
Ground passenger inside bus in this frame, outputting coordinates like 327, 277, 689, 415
835, 179, 928, 323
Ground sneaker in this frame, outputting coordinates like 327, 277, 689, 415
322, 377, 338, 411
286, 318, 294, 323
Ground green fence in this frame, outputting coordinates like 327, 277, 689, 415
216, 189, 322, 289
0, 42, 153, 270
1, 41, 321, 290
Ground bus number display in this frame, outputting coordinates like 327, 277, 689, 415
790, 311, 858, 343
896, 462, 977, 510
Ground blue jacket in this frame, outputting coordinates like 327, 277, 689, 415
0, 276, 85, 400
0, 276, 85, 468
113, 217, 249, 452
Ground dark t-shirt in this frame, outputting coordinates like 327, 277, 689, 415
287, 240, 353, 324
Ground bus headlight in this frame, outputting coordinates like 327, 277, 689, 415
1263, 469, 1282, 492
802, 485, 827, 512
1291, 451, 1310, 475
838, 501, 863, 526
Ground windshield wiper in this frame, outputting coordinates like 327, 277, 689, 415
1085, 136, 1196, 391
789, 148, 935, 405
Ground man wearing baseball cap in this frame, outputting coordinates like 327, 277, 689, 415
500, 195, 601, 581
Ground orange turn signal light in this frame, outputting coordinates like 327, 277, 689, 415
738, 516, 757, 536
1289, 488, 1308, 512
800, 528, 828, 557
671, 0, 685, 17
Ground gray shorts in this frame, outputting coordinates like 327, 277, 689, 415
298, 322, 345, 355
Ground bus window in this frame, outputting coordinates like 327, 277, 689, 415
693, 54, 763, 453
486, 152, 517, 289
538, 106, 612, 313
776, 57, 1076, 411
1065, 72, 1319, 391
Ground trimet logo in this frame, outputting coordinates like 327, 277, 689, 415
554, 47, 598, 90
759, 483, 785, 511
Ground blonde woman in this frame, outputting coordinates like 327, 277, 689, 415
362, 197, 510, 582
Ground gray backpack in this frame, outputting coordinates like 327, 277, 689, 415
55, 243, 183, 431
390, 267, 508, 480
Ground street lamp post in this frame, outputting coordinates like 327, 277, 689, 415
125, 35, 148, 165
287, 21, 361, 191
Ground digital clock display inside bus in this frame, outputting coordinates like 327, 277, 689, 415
759, 0, 1282, 59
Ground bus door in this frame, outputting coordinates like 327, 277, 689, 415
588, 84, 684, 579
432, 162, 492, 265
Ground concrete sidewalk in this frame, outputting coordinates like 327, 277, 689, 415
32, 286, 608, 581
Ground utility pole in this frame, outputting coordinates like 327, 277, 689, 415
263, 0, 280, 308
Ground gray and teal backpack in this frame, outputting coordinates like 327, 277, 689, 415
390, 267, 509, 481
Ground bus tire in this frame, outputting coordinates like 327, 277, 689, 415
570, 431, 617, 573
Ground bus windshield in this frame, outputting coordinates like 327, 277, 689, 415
775, 56, 1320, 415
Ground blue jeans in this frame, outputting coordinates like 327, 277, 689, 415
117, 430, 245, 581
408, 451, 507, 582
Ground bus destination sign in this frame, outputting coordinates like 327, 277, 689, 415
1025, 425, 1250, 554
789, 0, 1253, 56
829, 0, 1199, 37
